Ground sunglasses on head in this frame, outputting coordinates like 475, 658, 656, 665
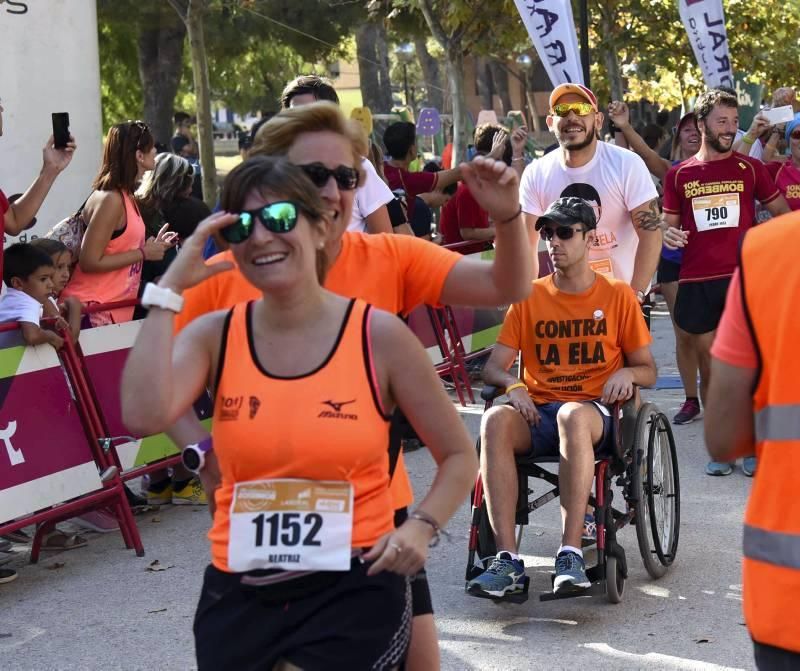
791, 130, 800, 140
221, 201, 299, 244
539, 224, 587, 242
299, 163, 359, 191
551, 102, 595, 117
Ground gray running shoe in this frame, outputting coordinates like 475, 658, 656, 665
467, 552, 526, 598
706, 461, 734, 476
742, 456, 757, 477
554, 551, 590, 593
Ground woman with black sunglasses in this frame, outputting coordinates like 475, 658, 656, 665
62, 121, 176, 327
160, 101, 529, 671
121, 157, 477, 670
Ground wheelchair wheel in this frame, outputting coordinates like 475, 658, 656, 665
466, 438, 498, 582
632, 404, 680, 578
646, 411, 680, 566
605, 555, 624, 604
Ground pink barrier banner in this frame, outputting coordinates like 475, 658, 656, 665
0, 338, 102, 524
77, 320, 212, 471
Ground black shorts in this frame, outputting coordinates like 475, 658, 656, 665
516, 400, 615, 467
395, 508, 434, 616
674, 278, 731, 334
753, 641, 800, 669
657, 257, 681, 284
194, 562, 411, 671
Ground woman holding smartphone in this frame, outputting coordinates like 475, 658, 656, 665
62, 121, 175, 326
120, 157, 477, 669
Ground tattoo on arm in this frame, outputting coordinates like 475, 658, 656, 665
633, 199, 662, 231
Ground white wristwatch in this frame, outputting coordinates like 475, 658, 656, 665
141, 282, 184, 313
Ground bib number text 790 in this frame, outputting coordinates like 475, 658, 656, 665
251, 512, 323, 547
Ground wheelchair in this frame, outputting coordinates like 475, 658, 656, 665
465, 385, 680, 604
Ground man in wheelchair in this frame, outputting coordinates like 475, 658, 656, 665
467, 197, 656, 599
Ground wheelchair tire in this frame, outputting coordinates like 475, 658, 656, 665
605, 555, 624, 604
632, 403, 668, 579
646, 412, 680, 568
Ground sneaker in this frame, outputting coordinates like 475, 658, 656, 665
467, 552, 526, 598
582, 513, 597, 544
172, 479, 207, 506
742, 456, 757, 477
0, 568, 18, 584
146, 479, 173, 506
673, 399, 702, 425
73, 510, 120, 533
706, 461, 734, 476
554, 551, 590, 593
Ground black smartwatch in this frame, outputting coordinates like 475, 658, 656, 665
181, 437, 213, 474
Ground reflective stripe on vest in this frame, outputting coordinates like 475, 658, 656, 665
743, 524, 800, 570
755, 404, 800, 442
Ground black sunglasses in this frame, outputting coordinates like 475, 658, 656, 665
221, 201, 299, 244
539, 225, 587, 242
298, 163, 359, 191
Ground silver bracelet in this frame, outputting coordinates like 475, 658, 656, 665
409, 510, 451, 547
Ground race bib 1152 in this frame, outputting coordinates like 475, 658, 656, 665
228, 479, 353, 573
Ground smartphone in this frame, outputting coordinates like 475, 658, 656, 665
52, 112, 70, 149
763, 105, 794, 125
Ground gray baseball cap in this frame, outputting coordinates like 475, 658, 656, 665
535, 197, 597, 231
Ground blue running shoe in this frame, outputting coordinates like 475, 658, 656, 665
467, 552, 526, 598
554, 551, 590, 593
706, 461, 733, 476
742, 456, 757, 477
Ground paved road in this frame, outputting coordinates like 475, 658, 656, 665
1, 306, 755, 670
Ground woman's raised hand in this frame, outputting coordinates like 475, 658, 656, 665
158, 211, 238, 293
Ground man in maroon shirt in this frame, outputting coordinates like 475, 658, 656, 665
1, 98, 77, 282
383, 121, 462, 222
663, 87, 789, 477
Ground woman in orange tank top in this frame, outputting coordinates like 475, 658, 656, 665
61, 121, 176, 326
121, 157, 476, 671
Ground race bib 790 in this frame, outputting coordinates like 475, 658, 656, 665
228, 479, 353, 573
692, 194, 740, 232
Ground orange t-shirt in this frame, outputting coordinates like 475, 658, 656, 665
498, 273, 652, 403
210, 300, 394, 572
175, 231, 461, 509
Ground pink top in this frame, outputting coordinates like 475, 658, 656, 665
62, 191, 144, 324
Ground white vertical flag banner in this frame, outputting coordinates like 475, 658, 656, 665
679, 0, 735, 89
514, 0, 584, 87
0, 0, 103, 245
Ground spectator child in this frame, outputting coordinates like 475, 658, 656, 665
31, 238, 81, 342
0, 243, 65, 349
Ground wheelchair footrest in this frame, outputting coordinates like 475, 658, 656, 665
539, 580, 605, 601
465, 575, 530, 604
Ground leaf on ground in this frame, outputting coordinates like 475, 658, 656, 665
147, 608, 168, 614
694, 638, 711, 644
46, 562, 65, 570
151, 516, 161, 523
145, 560, 174, 572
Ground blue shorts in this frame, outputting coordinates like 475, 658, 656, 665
517, 400, 615, 466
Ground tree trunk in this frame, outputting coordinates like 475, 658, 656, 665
413, 36, 443, 112
489, 60, 512, 115
600, 8, 624, 101
475, 56, 493, 111
356, 22, 393, 112
137, 20, 186, 147
447, 48, 468, 165
185, 0, 217, 208
374, 21, 393, 111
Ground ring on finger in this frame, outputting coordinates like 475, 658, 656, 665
389, 543, 403, 553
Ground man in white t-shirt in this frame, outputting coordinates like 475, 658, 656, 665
280, 75, 396, 235
520, 84, 662, 299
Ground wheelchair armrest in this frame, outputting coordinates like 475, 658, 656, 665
480, 385, 505, 402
